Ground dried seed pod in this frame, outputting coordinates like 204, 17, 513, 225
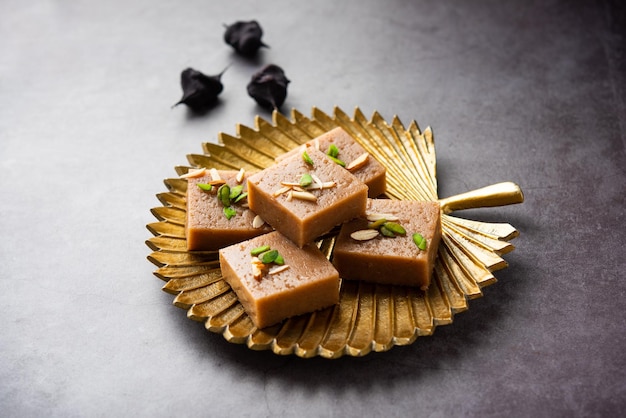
223, 20, 268, 56
247, 64, 290, 109
174, 67, 227, 110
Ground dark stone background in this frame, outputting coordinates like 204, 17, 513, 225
1, 0, 624, 416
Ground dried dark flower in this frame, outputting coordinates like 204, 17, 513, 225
174, 67, 226, 110
247, 64, 290, 109
223, 20, 268, 56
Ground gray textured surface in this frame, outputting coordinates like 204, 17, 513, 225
1, 0, 624, 416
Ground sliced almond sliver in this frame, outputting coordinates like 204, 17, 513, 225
350, 229, 379, 241
366, 212, 399, 222
236, 168, 245, 183
280, 181, 301, 187
311, 173, 324, 189
291, 190, 317, 202
268, 264, 290, 275
346, 152, 369, 171
209, 168, 221, 182
273, 186, 292, 197
307, 181, 336, 190
180, 167, 206, 178
252, 215, 265, 229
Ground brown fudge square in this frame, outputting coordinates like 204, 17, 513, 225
275, 127, 387, 197
219, 231, 340, 329
186, 170, 272, 251
247, 146, 368, 247
332, 199, 441, 289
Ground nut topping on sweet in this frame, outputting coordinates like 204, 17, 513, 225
346, 153, 369, 171
350, 229, 380, 241
180, 167, 207, 178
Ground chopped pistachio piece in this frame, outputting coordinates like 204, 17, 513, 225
229, 184, 244, 200
380, 225, 396, 237
327, 143, 340, 158
328, 155, 346, 167
384, 222, 406, 235
218, 184, 231, 206
250, 245, 271, 256
412, 233, 427, 250
223, 206, 237, 220
299, 173, 313, 187
233, 192, 248, 203
260, 249, 279, 264
302, 150, 314, 166
196, 183, 213, 191
368, 218, 387, 229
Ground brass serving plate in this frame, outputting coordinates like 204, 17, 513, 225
146, 106, 524, 359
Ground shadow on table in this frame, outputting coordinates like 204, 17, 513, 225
166, 210, 534, 392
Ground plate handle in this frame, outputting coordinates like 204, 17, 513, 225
439, 182, 524, 214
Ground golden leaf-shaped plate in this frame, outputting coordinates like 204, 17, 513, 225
146, 106, 524, 358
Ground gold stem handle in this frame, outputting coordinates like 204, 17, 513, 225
439, 182, 524, 214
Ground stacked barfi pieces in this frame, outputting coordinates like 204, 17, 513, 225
185, 127, 441, 329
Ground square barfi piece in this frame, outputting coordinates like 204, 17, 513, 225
275, 127, 387, 197
219, 231, 340, 328
247, 146, 368, 247
332, 199, 441, 289
186, 169, 273, 251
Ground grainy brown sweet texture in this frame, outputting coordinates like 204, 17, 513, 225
247, 146, 368, 247
186, 170, 272, 251
275, 127, 387, 197
219, 231, 340, 328
332, 199, 442, 289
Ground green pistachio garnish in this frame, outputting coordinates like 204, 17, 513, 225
218, 184, 231, 206
380, 225, 396, 237
299, 173, 313, 187
412, 233, 427, 250
368, 218, 387, 229
250, 245, 285, 266
367, 217, 406, 238
327, 144, 340, 158
233, 192, 248, 203
197, 183, 212, 191
250, 245, 271, 256
223, 206, 237, 220
328, 155, 346, 167
229, 185, 244, 200
302, 150, 314, 166
260, 249, 279, 264
383, 222, 406, 235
